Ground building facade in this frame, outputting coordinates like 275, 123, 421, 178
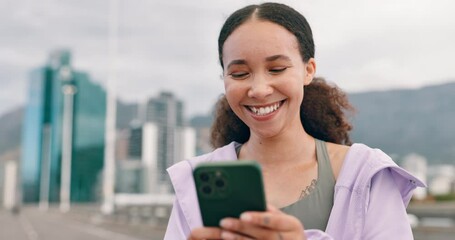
143, 92, 184, 182
21, 50, 106, 203
120, 92, 195, 193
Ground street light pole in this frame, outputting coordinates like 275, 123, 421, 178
101, 0, 118, 215
60, 79, 76, 213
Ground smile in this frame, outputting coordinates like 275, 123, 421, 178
246, 100, 284, 116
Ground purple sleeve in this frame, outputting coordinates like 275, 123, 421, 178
305, 229, 335, 239
164, 198, 191, 240
362, 168, 414, 239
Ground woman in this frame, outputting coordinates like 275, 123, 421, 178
165, 2, 424, 239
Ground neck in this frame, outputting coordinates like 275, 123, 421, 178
241, 125, 316, 168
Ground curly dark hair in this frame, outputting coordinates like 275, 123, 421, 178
211, 3, 355, 148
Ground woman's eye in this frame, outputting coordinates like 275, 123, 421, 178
269, 67, 287, 74
230, 72, 249, 79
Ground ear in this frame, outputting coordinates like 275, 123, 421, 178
303, 58, 316, 86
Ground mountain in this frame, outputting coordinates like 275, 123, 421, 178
349, 81, 455, 164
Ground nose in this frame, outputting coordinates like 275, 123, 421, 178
247, 75, 273, 99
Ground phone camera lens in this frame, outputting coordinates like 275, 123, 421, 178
215, 179, 225, 188
202, 185, 212, 195
199, 173, 210, 182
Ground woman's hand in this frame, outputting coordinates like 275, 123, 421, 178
188, 226, 222, 240
218, 205, 307, 240
187, 205, 306, 240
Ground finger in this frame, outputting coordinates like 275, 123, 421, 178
188, 227, 222, 240
220, 218, 276, 239
240, 211, 302, 231
220, 230, 255, 240
267, 204, 280, 213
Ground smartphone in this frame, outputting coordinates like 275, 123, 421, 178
193, 160, 267, 227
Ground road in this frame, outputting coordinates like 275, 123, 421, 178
1, 204, 454, 240
0, 206, 166, 240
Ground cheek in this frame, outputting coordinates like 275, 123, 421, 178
224, 81, 233, 98
282, 73, 304, 95
285, 81, 304, 103
224, 82, 240, 109
224, 81, 244, 99
224, 91, 245, 122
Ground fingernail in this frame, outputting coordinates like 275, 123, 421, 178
240, 213, 252, 222
219, 219, 232, 228
221, 231, 236, 239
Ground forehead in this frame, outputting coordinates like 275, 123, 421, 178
222, 19, 300, 61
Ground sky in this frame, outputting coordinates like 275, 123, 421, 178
1, 0, 454, 118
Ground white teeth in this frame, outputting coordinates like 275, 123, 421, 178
248, 102, 282, 116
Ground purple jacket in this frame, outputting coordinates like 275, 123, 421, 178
164, 142, 425, 239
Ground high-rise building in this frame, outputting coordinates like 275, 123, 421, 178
144, 92, 182, 179
128, 92, 195, 192
21, 50, 106, 203
144, 92, 183, 181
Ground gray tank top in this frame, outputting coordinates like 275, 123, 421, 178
280, 139, 335, 231
234, 139, 335, 231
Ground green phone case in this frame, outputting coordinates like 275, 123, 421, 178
193, 160, 267, 227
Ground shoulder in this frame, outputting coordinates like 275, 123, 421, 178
336, 143, 395, 186
325, 142, 350, 180
324, 141, 395, 183
336, 143, 425, 200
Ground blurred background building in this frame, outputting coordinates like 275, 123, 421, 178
116, 92, 196, 195
428, 165, 455, 196
20, 50, 106, 204
17, 49, 199, 209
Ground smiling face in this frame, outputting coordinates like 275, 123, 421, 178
222, 19, 316, 140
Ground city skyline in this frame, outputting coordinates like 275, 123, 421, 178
1, 0, 455, 118
12, 48, 198, 208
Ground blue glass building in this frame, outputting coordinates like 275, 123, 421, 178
21, 50, 106, 203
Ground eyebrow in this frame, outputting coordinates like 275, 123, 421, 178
226, 59, 248, 69
226, 55, 292, 69
265, 54, 291, 62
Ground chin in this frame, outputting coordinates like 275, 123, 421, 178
250, 128, 282, 140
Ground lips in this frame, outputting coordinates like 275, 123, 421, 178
246, 100, 284, 116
